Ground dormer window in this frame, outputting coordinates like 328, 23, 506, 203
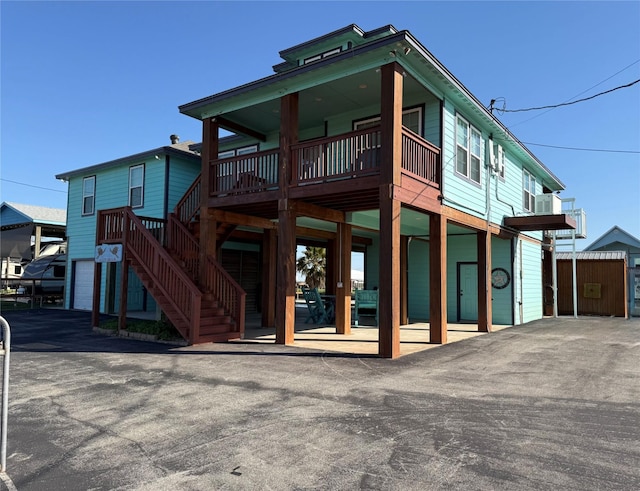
303, 47, 342, 65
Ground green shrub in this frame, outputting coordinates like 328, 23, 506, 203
100, 317, 181, 341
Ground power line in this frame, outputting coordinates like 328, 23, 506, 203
519, 141, 640, 154
505, 59, 640, 128
498, 79, 640, 113
0, 178, 67, 193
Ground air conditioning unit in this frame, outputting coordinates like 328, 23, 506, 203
535, 194, 561, 215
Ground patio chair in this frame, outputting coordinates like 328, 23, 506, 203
354, 289, 378, 326
301, 287, 332, 324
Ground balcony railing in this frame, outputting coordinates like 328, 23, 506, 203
209, 149, 279, 197
292, 127, 382, 185
207, 127, 441, 197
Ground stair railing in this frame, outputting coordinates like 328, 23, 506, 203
167, 213, 246, 337
174, 174, 201, 226
122, 208, 202, 344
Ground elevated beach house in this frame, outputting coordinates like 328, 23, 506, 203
56, 25, 576, 357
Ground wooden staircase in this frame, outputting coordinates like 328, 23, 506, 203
97, 176, 245, 344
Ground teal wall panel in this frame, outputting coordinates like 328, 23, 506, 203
407, 238, 430, 320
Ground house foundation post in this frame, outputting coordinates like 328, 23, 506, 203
430, 213, 447, 344
275, 92, 298, 345
199, 118, 219, 282
335, 222, 352, 334
478, 229, 492, 332
378, 62, 404, 359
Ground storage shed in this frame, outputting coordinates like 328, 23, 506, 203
556, 251, 627, 317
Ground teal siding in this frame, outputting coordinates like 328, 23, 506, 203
446, 233, 477, 320
64, 156, 188, 312
0, 206, 28, 226
365, 236, 380, 290
491, 236, 513, 325
441, 100, 487, 220
167, 156, 200, 212
407, 238, 430, 320
515, 238, 543, 324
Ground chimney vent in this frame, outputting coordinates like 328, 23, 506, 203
170, 134, 180, 144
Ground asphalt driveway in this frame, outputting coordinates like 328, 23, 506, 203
1, 309, 639, 490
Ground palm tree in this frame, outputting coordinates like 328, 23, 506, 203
296, 246, 326, 290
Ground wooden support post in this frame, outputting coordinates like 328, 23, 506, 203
378, 62, 404, 359
335, 222, 352, 335
478, 230, 492, 332
275, 92, 298, 345
34, 225, 42, 258
275, 200, 296, 344
91, 261, 102, 327
118, 260, 129, 333
199, 118, 219, 283
261, 228, 277, 327
429, 214, 447, 344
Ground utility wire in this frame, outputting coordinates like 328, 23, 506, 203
505, 59, 640, 127
519, 141, 640, 154
0, 178, 67, 193
499, 79, 640, 113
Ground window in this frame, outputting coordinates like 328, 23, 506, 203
455, 115, 481, 184
353, 106, 423, 135
303, 46, 342, 65
523, 169, 536, 212
129, 164, 144, 208
82, 176, 95, 216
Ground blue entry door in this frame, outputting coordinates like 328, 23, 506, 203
459, 263, 478, 321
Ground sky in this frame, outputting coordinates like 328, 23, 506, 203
1, 1, 639, 251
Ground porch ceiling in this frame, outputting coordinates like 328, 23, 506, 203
216, 69, 429, 137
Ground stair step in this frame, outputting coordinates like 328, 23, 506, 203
196, 331, 242, 344
200, 315, 231, 326
199, 323, 235, 335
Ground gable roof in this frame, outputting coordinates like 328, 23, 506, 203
55, 140, 200, 181
1, 202, 66, 228
584, 225, 640, 251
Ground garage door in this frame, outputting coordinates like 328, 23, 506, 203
73, 260, 94, 310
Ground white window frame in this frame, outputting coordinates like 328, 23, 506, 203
303, 46, 342, 65
455, 115, 482, 185
82, 176, 95, 216
523, 169, 536, 213
353, 106, 423, 135
128, 164, 144, 208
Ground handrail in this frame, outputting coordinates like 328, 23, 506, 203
203, 256, 246, 336
167, 213, 246, 336
167, 213, 200, 279
292, 126, 382, 185
122, 208, 202, 343
174, 174, 201, 225
401, 128, 441, 186
209, 149, 279, 197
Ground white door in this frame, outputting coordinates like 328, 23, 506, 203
73, 260, 94, 310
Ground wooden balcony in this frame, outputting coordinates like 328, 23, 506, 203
206, 127, 440, 213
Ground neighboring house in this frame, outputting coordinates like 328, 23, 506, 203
55, 137, 201, 312
56, 25, 577, 357
1, 202, 66, 285
584, 226, 640, 316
